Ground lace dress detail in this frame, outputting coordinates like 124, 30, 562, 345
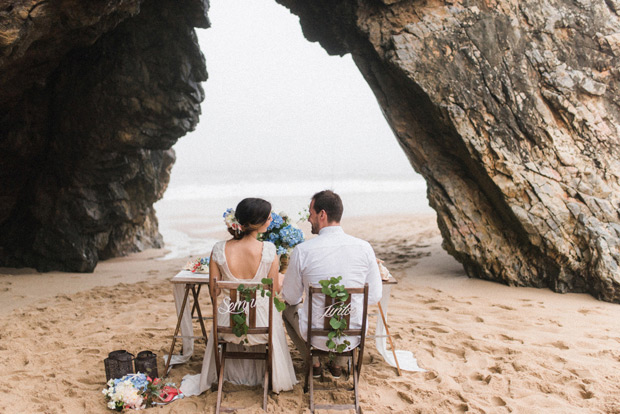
180, 240, 297, 395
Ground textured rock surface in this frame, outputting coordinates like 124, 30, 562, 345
278, 0, 620, 302
0, 0, 208, 271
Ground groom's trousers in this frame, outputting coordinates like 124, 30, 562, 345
283, 303, 346, 366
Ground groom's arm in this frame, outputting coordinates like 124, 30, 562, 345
281, 247, 303, 305
365, 244, 383, 305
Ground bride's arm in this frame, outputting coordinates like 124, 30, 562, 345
267, 254, 282, 293
209, 251, 221, 298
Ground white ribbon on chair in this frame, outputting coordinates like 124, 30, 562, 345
375, 283, 426, 372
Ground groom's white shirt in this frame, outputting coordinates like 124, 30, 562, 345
281, 226, 382, 351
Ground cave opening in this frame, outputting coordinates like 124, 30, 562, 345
154, 0, 431, 259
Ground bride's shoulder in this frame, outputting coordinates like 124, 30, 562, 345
211, 240, 227, 263
261, 241, 276, 260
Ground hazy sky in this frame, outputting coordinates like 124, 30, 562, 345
169, 0, 420, 184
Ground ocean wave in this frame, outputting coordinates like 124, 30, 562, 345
163, 178, 427, 201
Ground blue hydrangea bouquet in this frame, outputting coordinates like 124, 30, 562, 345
259, 211, 305, 272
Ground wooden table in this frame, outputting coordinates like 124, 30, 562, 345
163, 271, 210, 376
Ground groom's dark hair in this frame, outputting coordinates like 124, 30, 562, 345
311, 190, 343, 223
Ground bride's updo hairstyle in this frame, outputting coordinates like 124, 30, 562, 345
230, 198, 272, 240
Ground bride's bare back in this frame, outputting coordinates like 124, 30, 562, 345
224, 239, 264, 279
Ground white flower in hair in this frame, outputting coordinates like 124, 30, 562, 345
223, 208, 245, 235
223, 208, 240, 229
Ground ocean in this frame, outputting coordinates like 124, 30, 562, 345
154, 170, 432, 260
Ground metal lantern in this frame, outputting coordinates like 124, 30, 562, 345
134, 350, 158, 379
104, 350, 134, 381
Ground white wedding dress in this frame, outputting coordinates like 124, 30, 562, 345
180, 240, 297, 396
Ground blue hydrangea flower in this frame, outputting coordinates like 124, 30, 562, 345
281, 225, 304, 248
266, 212, 284, 232
129, 373, 149, 392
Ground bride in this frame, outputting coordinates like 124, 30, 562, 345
180, 198, 297, 396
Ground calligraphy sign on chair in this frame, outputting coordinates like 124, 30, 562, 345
305, 283, 369, 414
211, 280, 273, 413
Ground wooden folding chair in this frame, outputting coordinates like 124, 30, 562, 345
211, 280, 273, 413
305, 283, 369, 414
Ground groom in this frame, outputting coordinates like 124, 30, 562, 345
281, 190, 383, 377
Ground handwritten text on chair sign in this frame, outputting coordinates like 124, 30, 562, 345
320, 303, 356, 319
218, 298, 258, 315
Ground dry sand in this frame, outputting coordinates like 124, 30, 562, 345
1, 214, 619, 413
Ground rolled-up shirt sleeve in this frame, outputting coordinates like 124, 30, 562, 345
366, 245, 383, 305
281, 246, 304, 305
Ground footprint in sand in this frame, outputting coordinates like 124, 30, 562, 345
489, 365, 503, 374
456, 403, 469, 413
424, 371, 439, 382
578, 308, 602, 315
492, 304, 516, 311
78, 348, 101, 355
497, 333, 523, 344
579, 384, 595, 399
581, 390, 595, 399
470, 373, 484, 382
397, 390, 415, 404
77, 377, 103, 386
548, 341, 569, 350
428, 326, 450, 334
492, 396, 507, 406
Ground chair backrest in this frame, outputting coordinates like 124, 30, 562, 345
307, 283, 369, 351
211, 280, 274, 338
211, 279, 275, 412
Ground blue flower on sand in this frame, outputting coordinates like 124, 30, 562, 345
110, 373, 149, 392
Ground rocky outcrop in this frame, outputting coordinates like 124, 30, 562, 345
278, 0, 620, 302
0, 0, 208, 271
2, 0, 619, 303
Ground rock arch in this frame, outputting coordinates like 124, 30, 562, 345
1, 0, 619, 302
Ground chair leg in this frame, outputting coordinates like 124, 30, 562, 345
352, 350, 359, 414
304, 357, 310, 393
215, 344, 226, 414
309, 361, 315, 414
263, 363, 269, 411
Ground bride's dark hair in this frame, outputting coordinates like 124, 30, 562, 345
229, 198, 272, 240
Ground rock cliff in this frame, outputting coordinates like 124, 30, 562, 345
277, 0, 620, 302
2, 0, 619, 303
0, 0, 208, 271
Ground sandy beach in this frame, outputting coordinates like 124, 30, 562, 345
1, 213, 619, 413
